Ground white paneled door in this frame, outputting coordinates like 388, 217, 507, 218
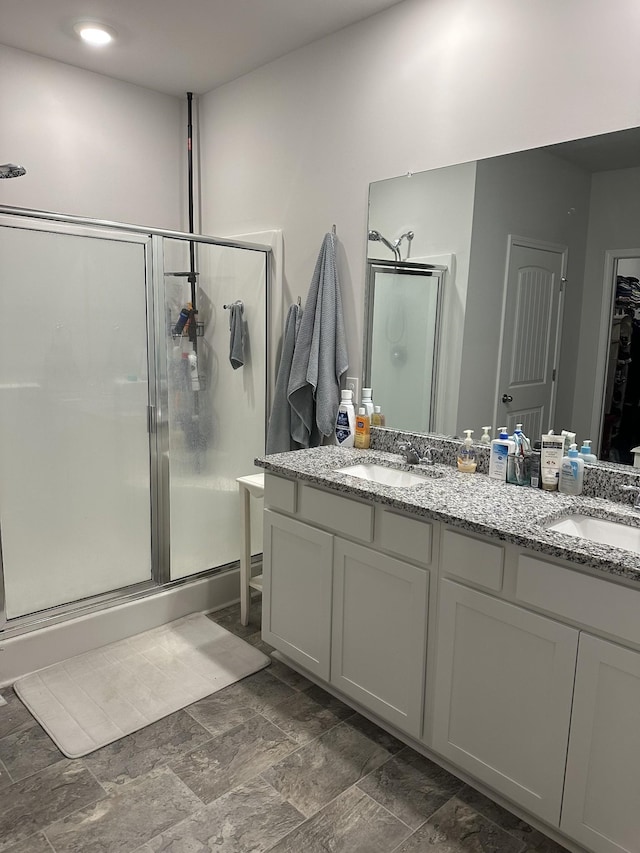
496, 237, 567, 438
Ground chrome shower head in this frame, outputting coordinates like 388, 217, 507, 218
368, 229, 399, 260
0, 163, 27, 179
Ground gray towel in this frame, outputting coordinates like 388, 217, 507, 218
288, 233, 348, 446
266, 303, 302, 454
228, 302, 244, 369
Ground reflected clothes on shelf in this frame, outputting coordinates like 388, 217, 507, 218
602, 276, 640, 463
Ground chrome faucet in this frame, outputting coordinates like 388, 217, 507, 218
398, 442, 435, 466
398, 442, 420, 464
621, 484, 640, 509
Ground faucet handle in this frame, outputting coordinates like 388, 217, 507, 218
418, 447, 435, 465
621, 484, 640, 506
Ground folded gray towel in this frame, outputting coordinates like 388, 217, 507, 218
266, 303, 302, 454
288, 233, 348, 446
228, 302, 244, 369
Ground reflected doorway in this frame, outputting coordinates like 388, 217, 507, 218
600, 256, 640, 464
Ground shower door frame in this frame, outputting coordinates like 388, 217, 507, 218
0, 205, 271, 640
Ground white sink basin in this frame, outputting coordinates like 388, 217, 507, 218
335, 463, 436, 488
544, 513, 640, 553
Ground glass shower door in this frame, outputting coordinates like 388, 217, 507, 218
0, 222, 154, 619
160, 237, 267, 580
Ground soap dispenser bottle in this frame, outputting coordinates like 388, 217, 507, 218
559, 443, 584, 495
480, 426, 492, 445
335, 390, 356, 447
579, 440, 598, 463
457, 430, 477, 473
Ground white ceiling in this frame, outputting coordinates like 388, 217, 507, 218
0, 0, 405, 96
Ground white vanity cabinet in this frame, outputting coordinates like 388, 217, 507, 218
561, 633, 640, 853
262, 508, 333, 679
331, 538, 429, 737
260, 468, 640, 853
262, 475, 432, 735
432, 578, 578, 826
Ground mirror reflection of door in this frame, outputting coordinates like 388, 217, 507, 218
600, 256, 640, 464
496, 237, 567, 439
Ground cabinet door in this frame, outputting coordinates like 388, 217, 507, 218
561, 633, 640, 853
432, 580, 578, 826
262, 509, 333, 679
331, 538, 429, 737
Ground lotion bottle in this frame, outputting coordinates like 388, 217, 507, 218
579, 440, 598, 463
541, 431, 564, 491
335, 389, 356, 447
559, 443, 584, 495
361, 388, 374, 419
354, 408, 371, 449
489, 427, 514, 481
457, 430, 477, 473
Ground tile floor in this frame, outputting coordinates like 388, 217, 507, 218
0, 602, 573, 853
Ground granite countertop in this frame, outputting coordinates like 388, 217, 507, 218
255, 445, 640, 585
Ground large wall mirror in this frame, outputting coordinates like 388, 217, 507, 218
365, 126, 640, 466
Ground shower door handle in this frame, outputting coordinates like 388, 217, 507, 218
147, 404, 156, 433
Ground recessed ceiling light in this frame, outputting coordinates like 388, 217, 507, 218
73, 22, 116, 46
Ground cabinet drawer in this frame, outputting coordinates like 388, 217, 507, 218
516, 554, 640, 646
375, 508, 432, 565
298, 484, 373, 542
264, 473, 297, 514
441, 528, 504, 591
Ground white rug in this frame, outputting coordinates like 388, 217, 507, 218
14, 613, 270, 758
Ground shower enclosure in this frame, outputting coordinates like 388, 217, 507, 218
0, 207, 270, 638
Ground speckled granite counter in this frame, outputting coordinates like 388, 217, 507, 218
255, 445, 640, 585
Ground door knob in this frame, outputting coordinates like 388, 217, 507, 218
502, 394, 513, 403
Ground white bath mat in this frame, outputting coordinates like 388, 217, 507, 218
14, 613, 270, 759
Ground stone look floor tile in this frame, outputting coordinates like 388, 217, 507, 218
245, 635, 315, 690
3, 834, 54, 853
146, 777, 305, 852
395, 797, 526, 853
346, 712, 406, 754
0, 689, 37, 739
44, 766, 201, 853
207, 603, 262, 639
358, 747, 465, 829
82, 709, 214, 792
0, 722, 65, 782
261, 689, 346, 745
170, 714, 297, 804
262, 720, 391, 817
186, 688, 260, 736
0, 757, 12, 791
301, 683, 357, 720
211, 668, 297, 715
457, 786, 571, 852
268, 785, 412, 853
0, 760, 105, 853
